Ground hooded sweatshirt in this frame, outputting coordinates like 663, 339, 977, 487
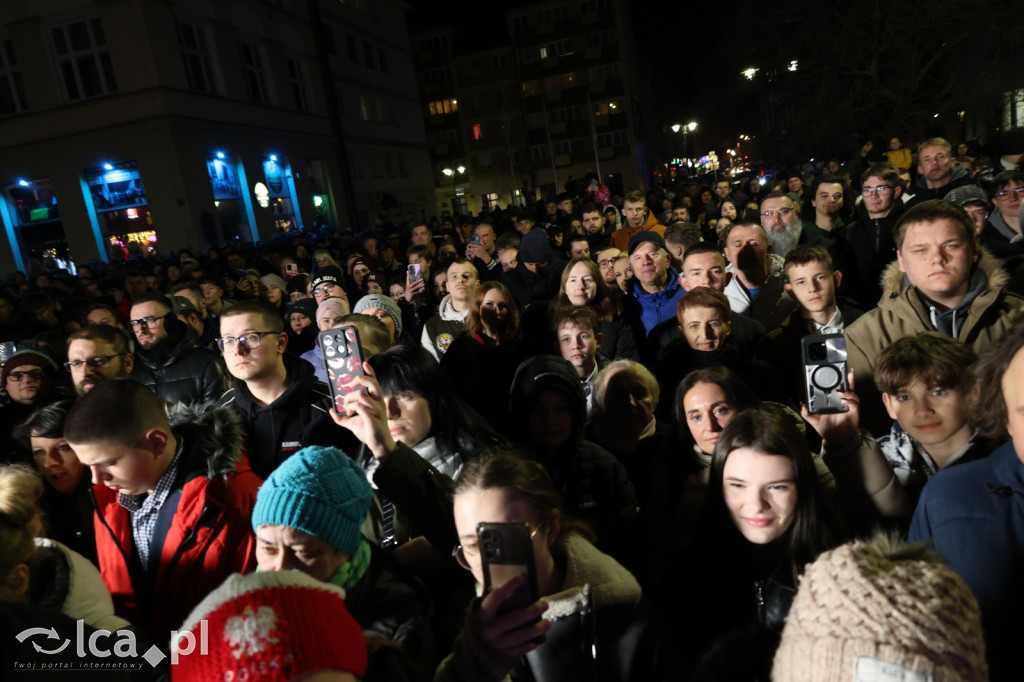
218, 353, 333, 479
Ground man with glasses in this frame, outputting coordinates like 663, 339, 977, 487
309, 266, 351, 309
759, 191, 826, 258
981, 170, 1024, 258
66, 325, 134, 395
0, 349, 61, 463
836, 165, 905, 307
595, 247, 622, 287
217, 301, 333, 479
128, 293, 226, 405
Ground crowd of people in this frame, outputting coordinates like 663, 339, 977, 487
1, 134, 1023, 680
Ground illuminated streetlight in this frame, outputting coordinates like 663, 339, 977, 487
788, 60, 798, 72
442, 166, 467, 215
741, 67, 758, 80
687, 121, 697, 132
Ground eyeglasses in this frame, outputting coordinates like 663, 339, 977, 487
452, 524, 542, 570
7, 369, 43, 382
861, 186, 893, 196
64, 354, 125, 371
995, 187, 1024, 199
598, 258, 617, 269
215, 331, 277, 352
312, 283, 340, 297
761, 207, 794, 218
130, 315, 167, 329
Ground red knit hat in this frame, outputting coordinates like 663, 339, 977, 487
171, 571, 367, 681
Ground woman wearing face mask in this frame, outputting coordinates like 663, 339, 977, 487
439, 451, 672, 682
442, 282, 530, 428
551, 257, 639, 361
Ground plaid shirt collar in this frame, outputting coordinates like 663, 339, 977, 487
119, 437, 185, 514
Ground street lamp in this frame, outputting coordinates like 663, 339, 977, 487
442, 166, 466, 215
671, 122, 698, 171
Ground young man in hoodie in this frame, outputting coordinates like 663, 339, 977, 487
216, 300, 334, 479
846, 199, 1024, 436
421, 258, 478, 362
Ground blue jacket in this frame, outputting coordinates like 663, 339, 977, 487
625, 268, 684, 337
908, 440, 1024, 680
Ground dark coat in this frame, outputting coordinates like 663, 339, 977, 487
130, 320, 226, 405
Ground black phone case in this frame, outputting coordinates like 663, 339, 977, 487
320, 326, 365, 413
478, 522, 540, 615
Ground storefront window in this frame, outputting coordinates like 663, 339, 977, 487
206, 152, 255, 245
3, 178, 75, 269
83, 160, 155, 261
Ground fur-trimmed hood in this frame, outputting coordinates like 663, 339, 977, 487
167, 401, 246, 480
879, 247, 1008, 299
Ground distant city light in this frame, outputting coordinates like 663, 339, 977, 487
741, 67, 758, 80
18, 179, 29, 187
788, 60, 798, 72
103, 163, 114, 171
216, 151, 225, 159
269, 154, 277, 161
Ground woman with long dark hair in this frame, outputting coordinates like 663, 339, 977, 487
551, 257, 639, 361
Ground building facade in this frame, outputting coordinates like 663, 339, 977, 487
0, 0, 431, 275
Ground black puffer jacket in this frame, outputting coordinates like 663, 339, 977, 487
130, 317, 226, 405
509, 355, 639, 560
218, 353, 333, 479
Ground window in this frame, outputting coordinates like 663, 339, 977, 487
544, 72, 578, 90
370, 150, 382, 178
593, 98, 621, 116
509, 150, 521, 165
238, 40, 268, 104
525, 112, 546, 129
287, 57, 308, 112
521, 80, 539, 96
347, 34, 359, 63
553, 106, 579, 122
50, 16, 117, 101
378, 48, 389, 74
596, 130, 628, 147
580, 0, 611, 12
419, 34, 448, 52
1004, 89, 1024, 129
384, 152, 394, 177
360, 94, 373, 121
424, 67, 452, 83
511, 15, 528, 32
472, 123, 483, 140
531, 144, 550, 161
537, 6, 564, 22
588, 63, 620, 82
584, 30, 616, 48
433, 129, 459, 145
554, 138, 585, 155
478, 154, 493, 171
176, 20, 215, 94
363, 41, 375, 69
0, 37, 27, 116
484, 192, 499, 210
428, 98, 458, 115
512, 188, 528, 207
519, 48, 538, 64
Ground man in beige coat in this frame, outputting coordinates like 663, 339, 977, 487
846, 199, 1024, 436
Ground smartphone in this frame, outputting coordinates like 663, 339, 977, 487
478, 522, 539, 615
285, 263, 298, 274
801, 333, 849, 414
470, 233, 482, 246
320, 325, 365, 413
407, 262, 423, 283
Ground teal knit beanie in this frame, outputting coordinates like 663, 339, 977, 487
252, 446, 371, 555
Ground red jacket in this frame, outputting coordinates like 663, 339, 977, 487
91, 403, 261, 644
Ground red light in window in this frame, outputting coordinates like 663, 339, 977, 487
473, 124, 482, 140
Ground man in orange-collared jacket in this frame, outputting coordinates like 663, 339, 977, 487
65, 379, 260, 649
